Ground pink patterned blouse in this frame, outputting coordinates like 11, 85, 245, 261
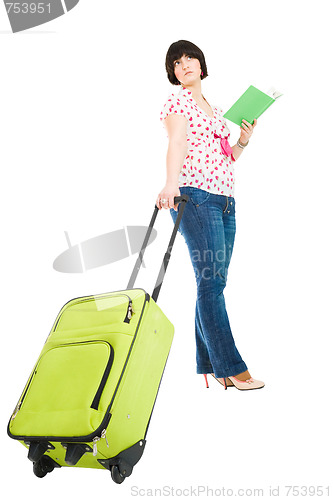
160, 86, 236, 197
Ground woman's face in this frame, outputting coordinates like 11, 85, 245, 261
173, 54, 201, 85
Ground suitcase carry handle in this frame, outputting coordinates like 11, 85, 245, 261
127, 194, 189, 302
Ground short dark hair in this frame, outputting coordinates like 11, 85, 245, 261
165, 40, 208, 85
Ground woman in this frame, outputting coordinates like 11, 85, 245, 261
156, 40, 264, 391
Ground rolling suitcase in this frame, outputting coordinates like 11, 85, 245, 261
7, 195, 189, 483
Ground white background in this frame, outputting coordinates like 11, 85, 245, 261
1, 0, 332, 498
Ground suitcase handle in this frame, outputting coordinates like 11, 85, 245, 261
173, 195, 188, 205
127, 194, 189, 302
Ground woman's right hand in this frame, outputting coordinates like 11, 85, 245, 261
156, 184, 181, 211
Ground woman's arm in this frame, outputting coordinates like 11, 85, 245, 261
231, 118, 257, 161
156, 114, 188, 211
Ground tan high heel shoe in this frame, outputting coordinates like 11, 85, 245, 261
203, 373, 265, 390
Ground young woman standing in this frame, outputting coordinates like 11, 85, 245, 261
156, 40, 264, 391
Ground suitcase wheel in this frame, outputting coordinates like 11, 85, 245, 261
110, 465, 125, 484
27, 441, 51, 463
33, 456, 56, 478
63, 443, 91, 466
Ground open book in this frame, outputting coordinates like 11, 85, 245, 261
223, 85, 283, 126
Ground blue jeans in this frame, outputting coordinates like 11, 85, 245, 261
170, 186, 247, 378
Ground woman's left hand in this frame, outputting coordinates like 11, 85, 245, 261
239, 118, 257, 144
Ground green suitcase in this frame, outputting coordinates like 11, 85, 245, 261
7, 195, 188, 483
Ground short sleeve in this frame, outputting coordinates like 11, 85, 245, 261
160, 93, 187, 121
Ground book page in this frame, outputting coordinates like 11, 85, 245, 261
266, 87, 283, 99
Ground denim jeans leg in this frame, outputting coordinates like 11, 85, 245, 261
195, 301, 213, 373
170, 187, 247, 378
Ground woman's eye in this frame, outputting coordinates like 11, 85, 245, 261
174, 61, 180, 66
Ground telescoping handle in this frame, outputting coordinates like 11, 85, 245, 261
127, 194, 189, 302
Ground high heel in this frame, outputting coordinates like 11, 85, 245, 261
203, 374, 209, 388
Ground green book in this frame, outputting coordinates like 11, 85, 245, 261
223, 85, 282, 126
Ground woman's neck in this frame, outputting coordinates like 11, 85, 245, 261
181, 81, 202, 102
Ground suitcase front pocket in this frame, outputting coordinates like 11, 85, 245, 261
10, 341, 114, 438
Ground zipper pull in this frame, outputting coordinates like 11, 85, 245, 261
127, 300, 134, 320
11, 402, 21, 420
92, 436, 100, 456
101, 429, 109, 448
93, 429, 109, 456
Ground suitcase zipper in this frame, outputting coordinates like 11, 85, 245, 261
11, 367, 37, 420
92, 429, 109, 456
11, 402, 21, 420
90, 342, 114, 410
126, 297, 134, 322
104, 293, 134, 323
